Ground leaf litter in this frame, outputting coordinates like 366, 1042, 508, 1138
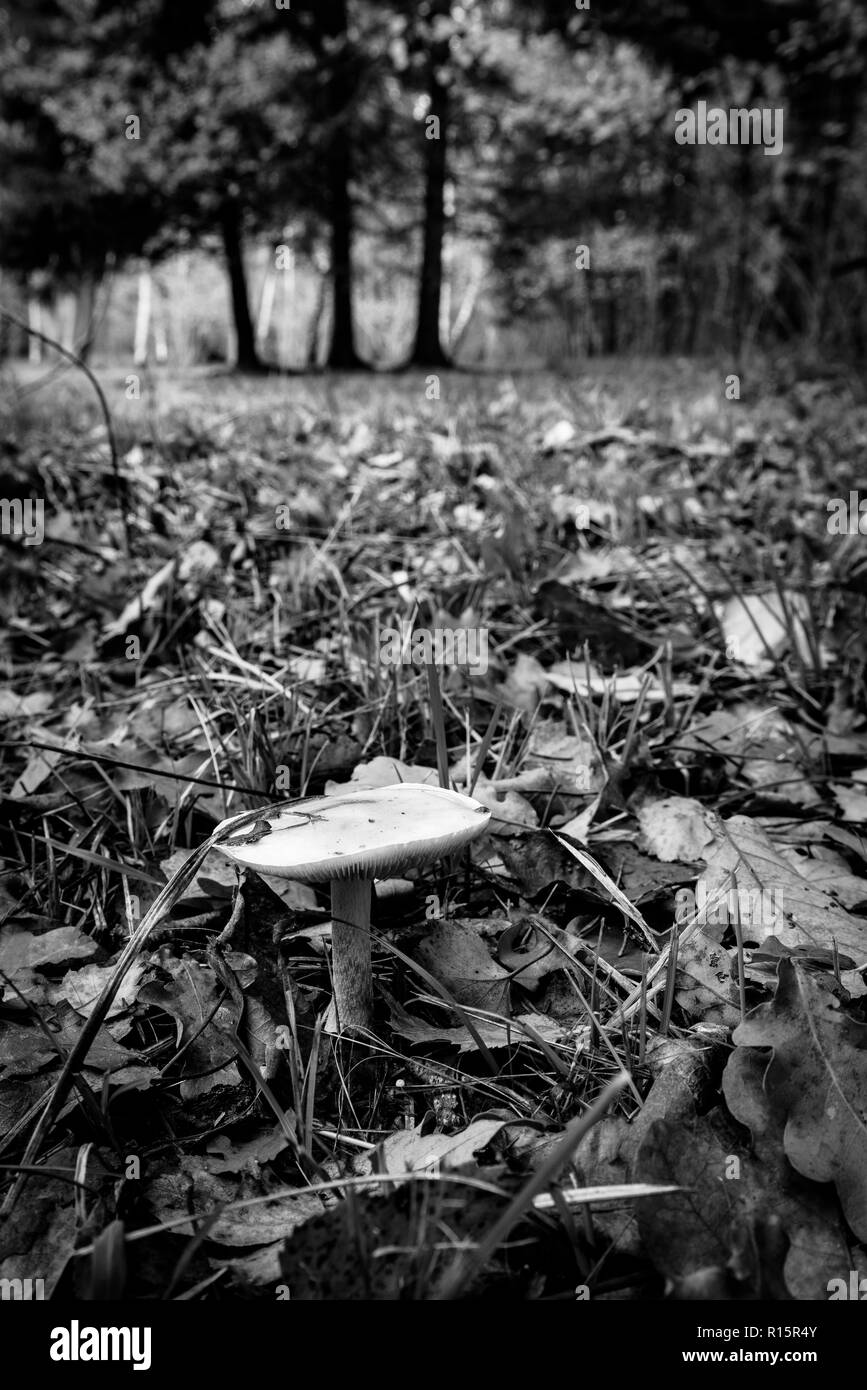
1, 373, 867, 1298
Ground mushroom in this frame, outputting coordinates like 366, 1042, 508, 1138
213, 783, 491, 1033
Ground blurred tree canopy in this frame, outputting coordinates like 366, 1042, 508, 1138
1, 0, 866, 366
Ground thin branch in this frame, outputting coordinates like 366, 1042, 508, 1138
0, 303, 131, 556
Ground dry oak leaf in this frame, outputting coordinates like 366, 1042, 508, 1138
636, 1108, 851, 1299
674, 812, 867, 1024
699, 814, 867, 959
731, 958, 867, 1241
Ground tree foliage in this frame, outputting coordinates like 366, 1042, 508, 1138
2, 0, 867, 362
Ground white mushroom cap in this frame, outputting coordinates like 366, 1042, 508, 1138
213, 783, 491, 881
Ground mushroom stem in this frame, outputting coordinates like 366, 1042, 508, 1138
330, 878, 374, 1032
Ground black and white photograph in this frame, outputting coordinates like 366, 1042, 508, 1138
1, 0, 866, 1353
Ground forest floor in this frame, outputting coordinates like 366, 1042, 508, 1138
1, 358, 867, 1301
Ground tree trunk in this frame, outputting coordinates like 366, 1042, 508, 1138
153, 278, 169, 363
449, 260, 484, 353
308, 253, 330, 368
220, 201, 262, 372
410, 3, 452, 369
322, 0, 366, 370
327, 133, 364, 368
256, 262, 277, 357
731, 138, 753, 359
73, 268, 100, 361
27, 296, 42, 364
134, 270, 152, 366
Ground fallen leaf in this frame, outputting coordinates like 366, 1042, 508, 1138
605, 843, 702, 903
146, 1161, 324, 1245
384, 991, 568, 1053
372, 1119, 505, 1175
497, 653, 551, 712
324, 756, 439, 795
203, 1128, 292, 1175
699, 814, 867, 958
53, 958, 149, 1019
495, 831, 598, 898
0, 690, 54, 718
715, 590, 813, 671
524, 718, 600, 793
160, 848, 238, 899
832, 783, 867, 822
410, 920, 510, 1014
496, 916, 574, 988
637, 796, 714, 862
10, 747, 64, 799
778, 847, 867, 910
637, 1109, 852, 1299
211, 1242, 283, 1290
471, 777, 538, 833
139, 955, 241, 1094
675, 916, 742, 1027
729, 958, 867, 1240
545, 663, 695, 703
0, 1164, 79, 1297
0, 925, 100, 985
0, 1023, 56, 1077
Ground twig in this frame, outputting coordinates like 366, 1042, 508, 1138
0, 303, 131, 555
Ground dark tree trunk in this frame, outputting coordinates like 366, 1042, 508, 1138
321, 0, 366, 370
732, 117, 754, 358
327, 124, 364, 369
220, 201, 262, 372
410, 3, 452, 368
